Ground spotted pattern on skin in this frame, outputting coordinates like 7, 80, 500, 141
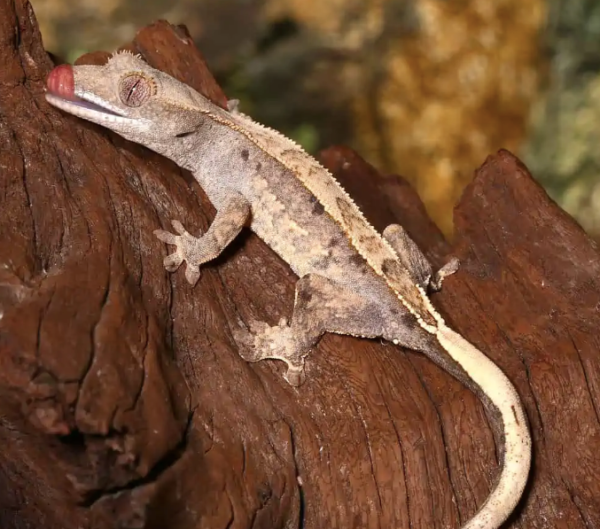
248, 172, 342, 278
312, 201, 325, 216
200, 105, 437, 329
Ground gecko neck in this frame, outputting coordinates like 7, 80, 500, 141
146, 133, 205, 174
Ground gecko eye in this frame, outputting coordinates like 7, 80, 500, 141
118, 74, 154, 107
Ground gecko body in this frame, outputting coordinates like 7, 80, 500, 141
45, 52, 531, 529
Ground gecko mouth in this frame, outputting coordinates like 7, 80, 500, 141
45, 64, 136, 124
46, 92, 125, 118
46, 92, 127, 121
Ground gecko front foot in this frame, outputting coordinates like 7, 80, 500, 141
154, 220, 207, 285
233, 318, 309, 386
430, 257, 460, 292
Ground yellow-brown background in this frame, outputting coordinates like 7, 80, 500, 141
34, 0, 600, 237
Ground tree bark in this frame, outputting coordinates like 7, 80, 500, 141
0, 2, 599, 528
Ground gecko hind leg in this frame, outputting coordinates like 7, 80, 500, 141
234, 274, 385, 386
383, 223, 459, 291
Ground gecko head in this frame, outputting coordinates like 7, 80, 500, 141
45, 51, 215, 148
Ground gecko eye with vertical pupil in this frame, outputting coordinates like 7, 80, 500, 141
119, 74, 153, 107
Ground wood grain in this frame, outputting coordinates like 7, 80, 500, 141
0, 2, 598, 528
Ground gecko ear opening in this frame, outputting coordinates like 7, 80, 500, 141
175, 130, 196, 138
171, 112, 207, 138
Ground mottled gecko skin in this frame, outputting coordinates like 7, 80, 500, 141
45, 52, 531, 529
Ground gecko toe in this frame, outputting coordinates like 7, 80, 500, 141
164, 252, 183, 271
233, 325, 263, 362
284, 364, 306, 387
184, 264, 201, 285
170, 219, 188, 235
154, 229, 178, 244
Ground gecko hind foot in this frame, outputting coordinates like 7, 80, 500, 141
233, 318, 309, 386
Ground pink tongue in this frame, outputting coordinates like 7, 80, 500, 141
46, 64, 76, 99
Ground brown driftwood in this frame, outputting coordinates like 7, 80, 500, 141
1, 2, 599, 528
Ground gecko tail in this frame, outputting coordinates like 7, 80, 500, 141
435, 322, 531, 529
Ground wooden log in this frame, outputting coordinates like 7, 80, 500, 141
0, 2, 599, 528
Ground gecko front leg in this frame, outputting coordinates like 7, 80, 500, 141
154, 192, 250, 285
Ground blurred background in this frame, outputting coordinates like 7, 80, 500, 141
34, 0, 600, 238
